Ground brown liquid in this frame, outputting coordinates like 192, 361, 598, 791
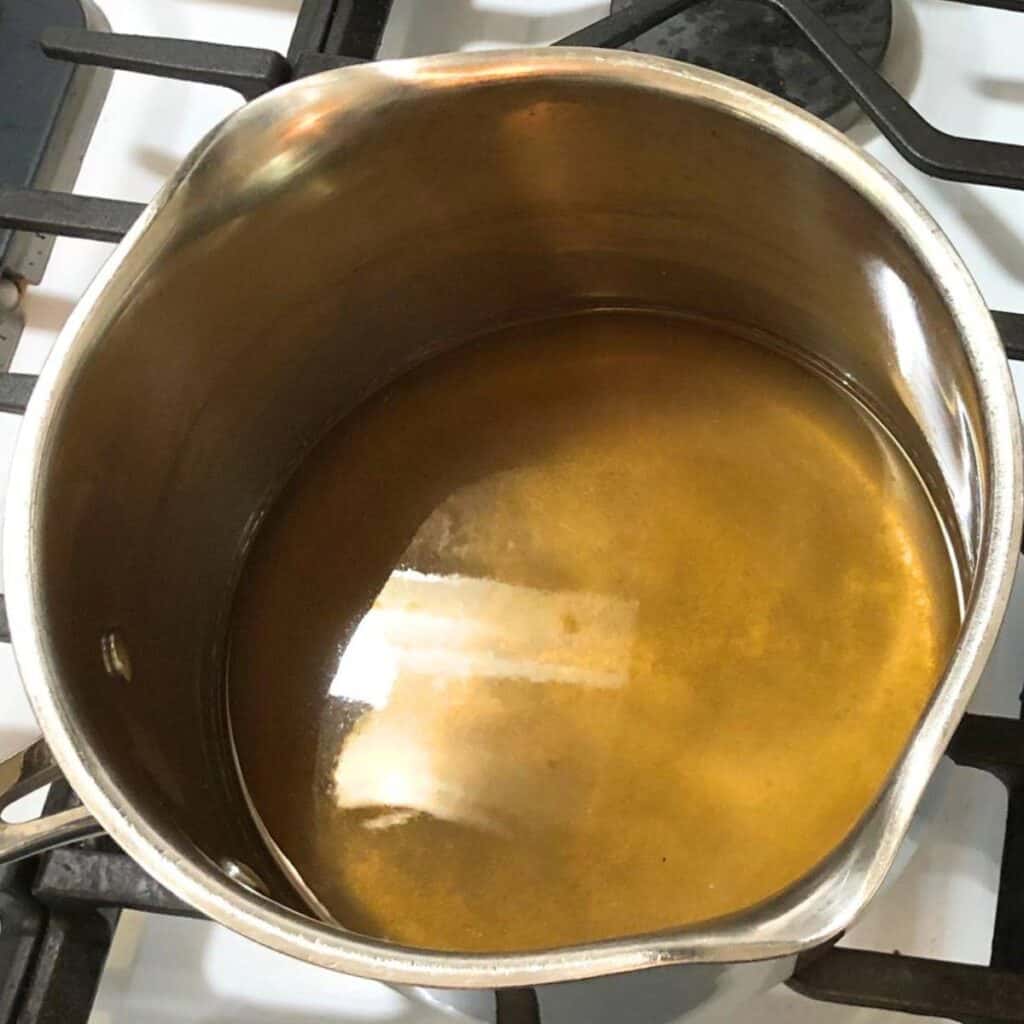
228, 310, 960, 953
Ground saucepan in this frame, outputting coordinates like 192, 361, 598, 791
0, 48, 1018, 1024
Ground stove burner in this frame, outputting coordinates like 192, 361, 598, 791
609, 0, 891, 124
0, 0, 110, 363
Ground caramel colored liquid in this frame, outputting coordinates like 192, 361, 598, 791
228, 311, 960, 953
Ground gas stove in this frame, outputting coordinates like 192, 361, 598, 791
2, 2, 1024, 1022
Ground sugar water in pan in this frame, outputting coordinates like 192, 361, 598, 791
227, 310, 960, 953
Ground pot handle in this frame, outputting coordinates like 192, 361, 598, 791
0, 736, 103, 861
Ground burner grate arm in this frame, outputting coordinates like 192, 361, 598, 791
41, 27, 290, 102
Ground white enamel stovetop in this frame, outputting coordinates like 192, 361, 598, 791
3, 2, 1024, 1022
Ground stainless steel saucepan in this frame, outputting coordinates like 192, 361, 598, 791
0, 48, 1018, 1023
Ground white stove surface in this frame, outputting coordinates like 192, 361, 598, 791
3, 2, 1024, 1021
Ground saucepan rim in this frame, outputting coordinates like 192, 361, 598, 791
4, 48, 1020, 987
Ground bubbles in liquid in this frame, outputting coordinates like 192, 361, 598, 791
228, 311, 960, 953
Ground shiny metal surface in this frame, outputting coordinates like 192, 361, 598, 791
0, 739, 102, 860
1, 48, 1019, 990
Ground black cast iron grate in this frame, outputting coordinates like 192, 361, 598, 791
1, 2, 1024, 1023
